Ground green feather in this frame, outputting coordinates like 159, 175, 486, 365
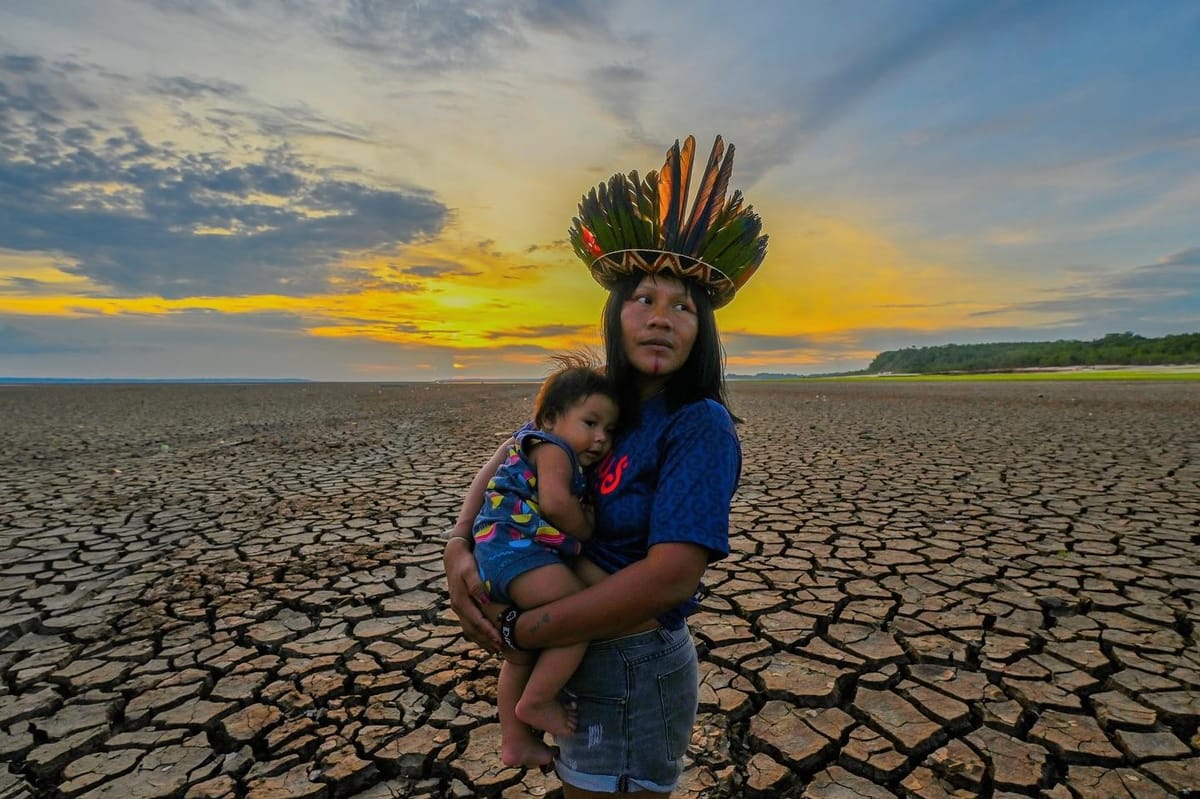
608, 174, 634, 249
624, 170, 654, 247
639, 170, 660, 246
591, 182, 621, 253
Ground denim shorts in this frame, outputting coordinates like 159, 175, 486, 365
554, 624, 698, 794
475, 538, 563, 606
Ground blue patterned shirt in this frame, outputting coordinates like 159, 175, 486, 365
585, 393, 741, 629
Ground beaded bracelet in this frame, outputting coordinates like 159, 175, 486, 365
499, 607, 524, 651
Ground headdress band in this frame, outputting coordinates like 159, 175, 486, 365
587, 249, 735, 307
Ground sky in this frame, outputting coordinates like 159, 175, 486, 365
1, 0, 1198, 380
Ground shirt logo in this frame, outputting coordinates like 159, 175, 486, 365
598, 453, 629, 495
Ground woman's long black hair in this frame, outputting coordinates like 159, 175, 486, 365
601, 272, 737, 424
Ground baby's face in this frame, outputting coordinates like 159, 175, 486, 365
545, 393, 619, 467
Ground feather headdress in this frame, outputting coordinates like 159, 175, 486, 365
568, 134, 767, 309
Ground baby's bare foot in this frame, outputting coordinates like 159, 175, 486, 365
500, 734, 555, 768
517, 696, 578, 737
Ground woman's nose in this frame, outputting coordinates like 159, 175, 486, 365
647, 301, 672, 327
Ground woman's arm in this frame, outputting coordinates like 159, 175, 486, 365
443, 440, 510, 653
501, 403, 739, 649
502, 541, 709, 649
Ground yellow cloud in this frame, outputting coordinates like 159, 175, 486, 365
312, 237, 604, 351
0, 251, 94, 292
1, 235, 604, 362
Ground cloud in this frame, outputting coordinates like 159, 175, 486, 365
483, 323, 592, 340
233, 103, 373, 144
0, 54, 450, 298
983, 246, 1199, 311
148, 0, 618, 75
517, 0, 613, 38
1108, 247, 1200, 295
586, 63, 651, 130
964, 246, 1199, 336
149, 74, 243, 100
723, 331, 832, 353
402, 261, 482, 279
0, 322, 98, 354
314, 1, 521, 73
739, 0, 1077, 181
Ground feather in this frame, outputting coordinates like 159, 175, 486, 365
700, 143, 736, 250
624, 170, 654, 246
588, 185, 619, 254
701, 189, 745, 253
640, 170, 660, 245
743, 234, 769, 284
672, 135, 696, 251
680, 135, 726, 255
608, 173, 636, 249
711, 212, 765, 271
592, 182, 619, 253
569, 217, 588, 260
658, 139, 682, 251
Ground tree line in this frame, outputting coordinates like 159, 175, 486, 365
867, 332, 1200, 374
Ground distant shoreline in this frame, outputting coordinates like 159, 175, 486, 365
0, 377, 316, 385
4, 363, 1199, 385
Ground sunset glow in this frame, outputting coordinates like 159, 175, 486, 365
1, 2, 1197, 379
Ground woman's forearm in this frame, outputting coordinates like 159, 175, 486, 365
516, 542, 708, 648
443, 440, 512, 653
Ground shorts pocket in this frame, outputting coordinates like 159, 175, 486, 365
657, 656, 698, 762
557, 691, 625, 773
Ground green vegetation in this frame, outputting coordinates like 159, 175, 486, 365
808, 370, 1200, 382
867, 332, 1200, 374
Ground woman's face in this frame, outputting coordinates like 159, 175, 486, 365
620, 273, 699, 393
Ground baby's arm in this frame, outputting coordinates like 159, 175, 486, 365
529, 444, 592, 540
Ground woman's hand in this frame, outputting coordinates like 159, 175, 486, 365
443, 539, 502, 653
443, 440, 512, 654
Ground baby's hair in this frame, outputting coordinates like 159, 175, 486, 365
533, 353, 617, 429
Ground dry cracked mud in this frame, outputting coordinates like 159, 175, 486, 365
1, 381, 1197, 798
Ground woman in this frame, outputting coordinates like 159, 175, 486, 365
443, 134, 767, 796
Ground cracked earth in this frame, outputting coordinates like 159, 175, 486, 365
1, 381, 1197, 798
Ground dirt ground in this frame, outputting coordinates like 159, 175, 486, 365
1, 381, 1197, 798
